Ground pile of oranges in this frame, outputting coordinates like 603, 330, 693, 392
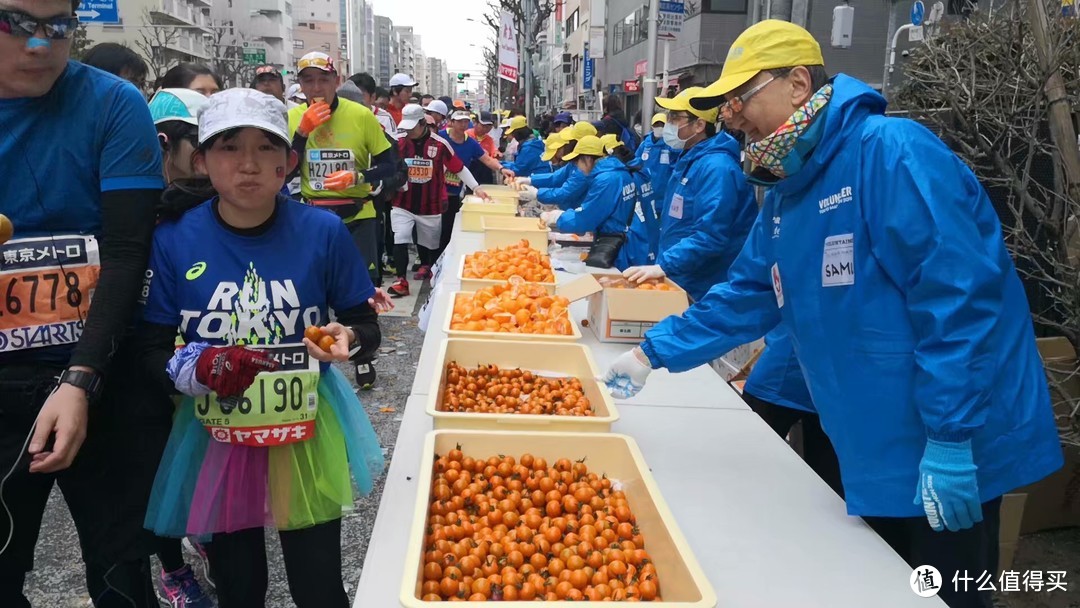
463, 240, 555, 283
440, 363, 594, 416
596, 276, 677, 291
419, 449, 662, 601
450, 281, 574, 335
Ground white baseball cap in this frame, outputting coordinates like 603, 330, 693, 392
198, 88, 290, 146
449, 110, 471, 121
286, 83, 305, 101
397, 103, 426, 131
425, 99, 448, 117
298, 51, 337, 74
389, 73, 418, 87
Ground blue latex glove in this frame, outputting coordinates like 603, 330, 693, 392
914, 439, 982, 532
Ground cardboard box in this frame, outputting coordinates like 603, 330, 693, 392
401, 430, 718, 607
575, 274, 689, 343
460, 195, 516, 231
711, 339, 766, 382
998, 493, 1027, 571
481, 215, 550, 252
1017, 337, 1080, 533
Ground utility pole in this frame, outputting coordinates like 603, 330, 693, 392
524, 0, 535, 124
882, 0, 898, 94
641, 0, 661, 130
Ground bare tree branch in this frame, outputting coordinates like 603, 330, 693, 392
134, 8, 181, 84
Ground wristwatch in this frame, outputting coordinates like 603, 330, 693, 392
58, 368, 104, 403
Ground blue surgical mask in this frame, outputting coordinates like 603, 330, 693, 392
662, 122, 688, 150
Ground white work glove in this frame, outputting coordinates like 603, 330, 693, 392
518, 185, 538, 202
602, 347, 653, 399
539, 209, 563, 227
514, 176, 532, 187
623, 265, 666, 283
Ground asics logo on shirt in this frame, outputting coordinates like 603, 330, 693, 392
818, 186, 853, 214
186, 261, 208, 280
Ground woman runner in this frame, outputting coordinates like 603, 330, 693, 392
138, 88, 386, 608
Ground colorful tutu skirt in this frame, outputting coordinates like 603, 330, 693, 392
145, 366, 385, 536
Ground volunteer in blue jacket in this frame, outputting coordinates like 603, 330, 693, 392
602, 21, 1062, 608
539, 136, 649, 269
634, 113, 675, 202
602, 134, 660, 264
742, 327, 842, 497
518, 122, 598, 210
499, 115, 548, 179
623, 87, 757, 302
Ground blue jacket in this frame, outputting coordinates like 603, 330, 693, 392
534, 163, 590, 210
634, 134, 676, 203
743, 327, 814, 413
630, 168, 660, 264
555, 156, 649, 269
657, 132, 757, 301
641, 75, 1063, 517
502, 138, 548, 177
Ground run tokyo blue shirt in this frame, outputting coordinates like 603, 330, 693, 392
438, 129, 485, 196
0, 61, 163, 238
142, 197, 375, 350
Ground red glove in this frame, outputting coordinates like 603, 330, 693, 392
195, 346, 280, 398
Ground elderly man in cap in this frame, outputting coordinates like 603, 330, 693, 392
250, 64, 286, 102
287, 51, 399, 387
603, 20, 1063, 608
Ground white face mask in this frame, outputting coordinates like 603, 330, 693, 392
652, 126, 664, 138
662, 122, 689, 150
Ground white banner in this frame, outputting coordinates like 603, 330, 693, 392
498, 11, 519, 82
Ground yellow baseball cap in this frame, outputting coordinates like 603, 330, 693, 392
600, 134, 623, 153
562, 135, 605, 161
504, 115, 529, 136
560, 121, 598, 143
540, 136, 563, 161
692, 20, 823, 109
650, 113, 667, 126
655, 87, 719, 123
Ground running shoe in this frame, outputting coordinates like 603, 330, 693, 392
181, 538, 214, 589
387, 277, 410, 298
156, 565, 214, 608
413, 265, 432, 280
354, 360, 376, 389
411, 261, 422, 272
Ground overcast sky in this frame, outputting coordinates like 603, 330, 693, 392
372, 0, 493, 75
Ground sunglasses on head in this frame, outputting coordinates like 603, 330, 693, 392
0, 8, 79, 40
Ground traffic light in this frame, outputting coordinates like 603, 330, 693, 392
457, 72, 470, 82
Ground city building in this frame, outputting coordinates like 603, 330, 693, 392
78, 0, 214, 78
394, 25, 417, 76
374, 15, 395, 85
293, 0, 347, 73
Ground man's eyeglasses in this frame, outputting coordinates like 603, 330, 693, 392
0, 9, 79, 40
719, 76, 776, 120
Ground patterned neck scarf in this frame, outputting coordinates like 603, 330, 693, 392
745, 84, 833, 180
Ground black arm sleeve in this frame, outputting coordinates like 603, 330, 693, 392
68, 188, 160, 374
360, 145, 399, 184
134, 321, 180, 392
287, 132, 309, 182
337, 301, 381, 362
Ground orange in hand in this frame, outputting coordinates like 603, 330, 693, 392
317, 334, 337, 353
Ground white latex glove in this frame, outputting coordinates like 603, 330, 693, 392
514, 176, 532, 187
518, 185, 538, 202
601, 347, 653, 399
539, 209, 563, 227
623, 265, 666, 284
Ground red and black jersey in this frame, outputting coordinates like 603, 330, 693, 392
394, 131, 464, 216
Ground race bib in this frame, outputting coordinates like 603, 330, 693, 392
822, 234, 855, 287
669, 194, 684, 219
195, 344, 320, 447
308, 149, 355, 191
0, 235, 99, 353
406, 157, 434, 184
445, 171, 462, 187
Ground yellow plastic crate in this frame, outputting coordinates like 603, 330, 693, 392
457, 257, 557, 295
477, 184, 521, 203
461, 196, 517, 231
444, 291, 581, 341
426, 338, 618, 432
482, 215, 551, 252
401, 430, 718, 607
